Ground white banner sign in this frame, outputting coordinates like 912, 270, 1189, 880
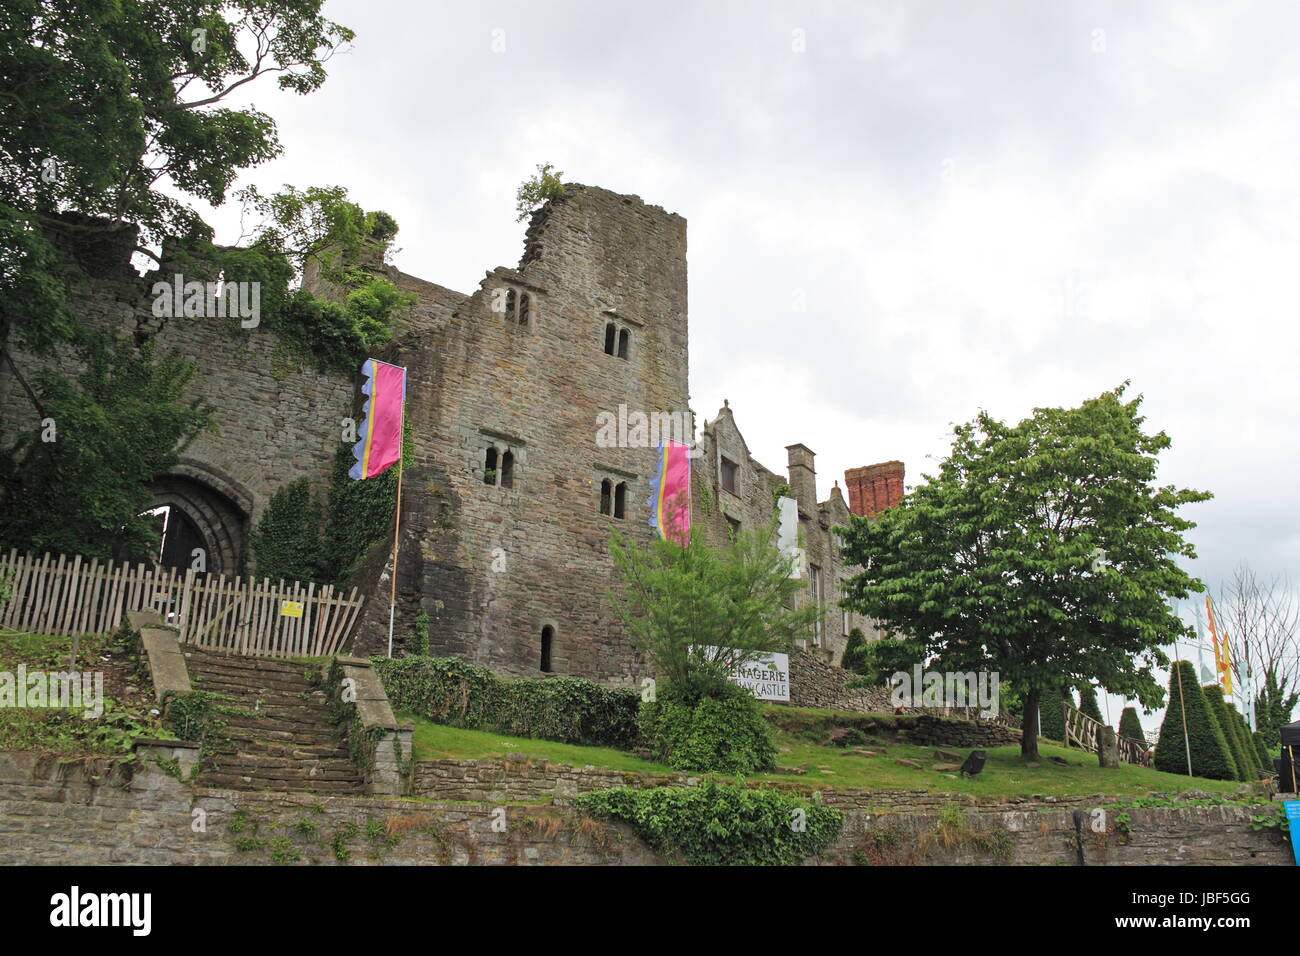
694, 646, 790, 701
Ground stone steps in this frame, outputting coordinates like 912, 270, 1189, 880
183, 649, 363, 795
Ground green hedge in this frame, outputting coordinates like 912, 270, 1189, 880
372, 655, 640, 749
1154, 661, 1237, 780
574, 781, 842, 866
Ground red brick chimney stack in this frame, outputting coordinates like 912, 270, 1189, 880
844, 461, 905, 517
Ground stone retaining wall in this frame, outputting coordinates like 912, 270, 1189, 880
1, 749, 1290, 866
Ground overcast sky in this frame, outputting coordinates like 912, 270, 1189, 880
196, 0, 1298, 721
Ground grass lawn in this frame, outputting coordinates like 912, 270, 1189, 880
404, 709, 1243, 801
406, 716, 676, 774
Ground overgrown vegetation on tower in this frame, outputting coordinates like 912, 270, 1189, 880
0, 1, 408, 561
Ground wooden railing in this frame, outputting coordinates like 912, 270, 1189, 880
1062, 701, 1151, 767
0, 549, 363, 658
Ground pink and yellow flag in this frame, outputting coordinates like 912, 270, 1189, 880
349, 359, 406, 480
647, 439, 691, 545
1206, 596, 1234, 696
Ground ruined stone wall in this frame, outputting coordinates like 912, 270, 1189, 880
0, 238, 359, 575
363, 185, 690, 684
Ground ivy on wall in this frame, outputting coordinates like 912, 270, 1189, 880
250, 432, 406, 587
573, 782, 842, 866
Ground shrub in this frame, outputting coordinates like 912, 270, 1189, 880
639, 680, 776, 774
1154, 661, 1237, 780
841, 627, 869, 674
1039, 687, 1072, 743
573, 781, 842, 866
1078, 684, 1104, 723
1202, 684, 1247, 781
373, 655, 640, 749
1118, 706, 1145, 743
515, 163, 566, 222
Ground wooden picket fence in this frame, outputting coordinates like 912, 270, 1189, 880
1062, 700, 1151, 767
0, 548, 363, 659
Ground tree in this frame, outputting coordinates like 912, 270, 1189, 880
0, 3, 411, 560
841, 627, 870, 673
1154, 661, 1236, 780
248, 478, 321, 583
1255, 666, 1298, 748
1, 0, 354, 351
840, 385, 1210, 760
1118, 706, 1145, 743
1216, 564, 1299, 735
0, 338, 209, 559
515, 163, 565, 222
608, 519, 819, 698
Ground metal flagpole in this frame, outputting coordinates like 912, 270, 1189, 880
387, 447, 403, 658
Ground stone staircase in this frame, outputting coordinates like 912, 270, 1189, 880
183, 648, 364, 794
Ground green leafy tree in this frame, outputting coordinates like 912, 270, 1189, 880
0, 339, 209, 558
1154, 661, 1236, 780
841, 627, 870, 673
609, 519, 818, 773
840, 385, 1210, 759
0, 1, 362, 558
1203, 684, 1250, 781
1118, 706, 1145, 743
1255, 665, 1299, 747
515, 163, 565, 222
1, 0, 354, 351
608, 520, 819, 698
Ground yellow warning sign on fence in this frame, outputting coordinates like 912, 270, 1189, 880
280, 601, 304, 618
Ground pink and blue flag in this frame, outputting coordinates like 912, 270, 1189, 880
647, 439, 691, 545
349, 359, 406, 480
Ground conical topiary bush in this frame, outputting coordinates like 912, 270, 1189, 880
1203, 684, 1249, 781
1118, 706, 1145, 743
1039, 686, 1072, 743
1154, 661, 1238, 780
1079, 684, 1104, 723
1227, 702, 1262, 778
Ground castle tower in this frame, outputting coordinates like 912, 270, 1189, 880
363, 185, 691, 683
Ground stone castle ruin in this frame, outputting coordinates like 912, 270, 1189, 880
0, 184, 904, 685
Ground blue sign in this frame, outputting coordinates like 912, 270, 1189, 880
1285, 801, 1300, 866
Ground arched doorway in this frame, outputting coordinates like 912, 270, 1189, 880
145, 464, 251, 575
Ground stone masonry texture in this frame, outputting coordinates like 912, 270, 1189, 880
0, 184, 903, 684
0, 750, 1289, 866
